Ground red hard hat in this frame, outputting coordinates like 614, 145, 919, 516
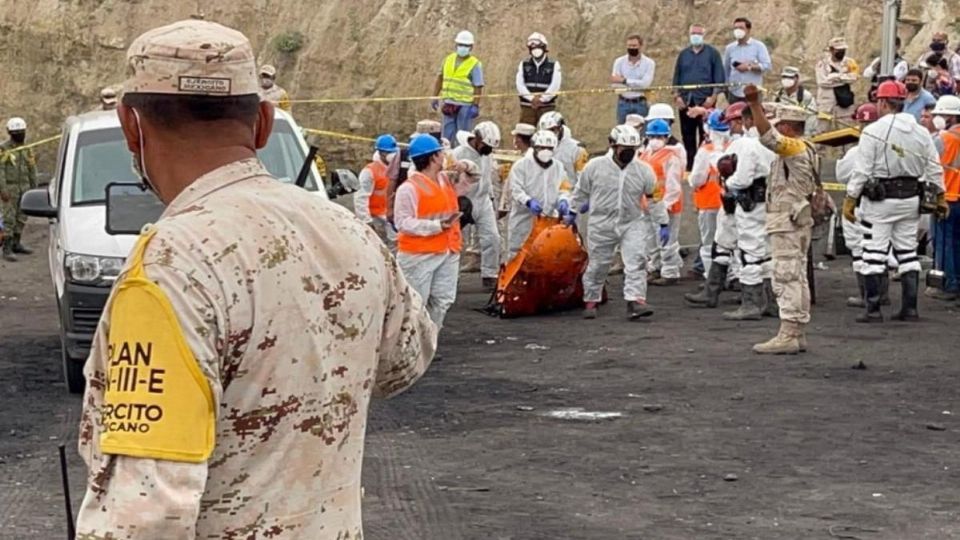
723, 102, 749, 122
854, 103, 879, 122
876, 80, 907, 100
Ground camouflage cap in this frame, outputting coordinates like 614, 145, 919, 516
259, 64, 277, 77
123, 20, 259, 97
775, 105, 809, 123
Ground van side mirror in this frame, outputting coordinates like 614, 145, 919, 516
105, 182, 165, 235
19, 188, 57, 218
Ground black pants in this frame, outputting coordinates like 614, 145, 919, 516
679, 105, 705, 171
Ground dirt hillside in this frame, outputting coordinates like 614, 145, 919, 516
1, 0, 957, 167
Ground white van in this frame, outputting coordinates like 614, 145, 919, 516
21, 108, 326, 393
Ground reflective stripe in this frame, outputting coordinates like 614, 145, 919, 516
441, 54, 479, 103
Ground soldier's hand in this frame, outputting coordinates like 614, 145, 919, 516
842, 196, 857, 223
743, 84, 761, 104
936, 193, 950, 220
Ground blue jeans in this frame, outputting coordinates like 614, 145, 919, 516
442, 103, 476, 146
933, 201, 960, 292
616, 98, 649, 125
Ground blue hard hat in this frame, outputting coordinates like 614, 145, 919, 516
706, 110, 730, 132
408, 133, 444, 159
375, 134, 399, 153
645, 119, 671, 137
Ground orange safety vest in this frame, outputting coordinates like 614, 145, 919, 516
397, 173, 462, 254
693, 142, 724, 211
363, 161, 390, 217
940, 127, 960, 202
641, 147, 683, 214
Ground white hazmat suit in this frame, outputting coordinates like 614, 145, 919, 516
506, 154, 572, 260
452, 141, 502, 280
688, 134, 732, 275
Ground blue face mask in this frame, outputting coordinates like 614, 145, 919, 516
457, 45, 471, 57
690, 34, 704, 47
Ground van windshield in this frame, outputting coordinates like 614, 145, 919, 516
71, 120, 319, 205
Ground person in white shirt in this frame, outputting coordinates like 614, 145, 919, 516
610, 34, 656, 123
516, 32, 562, 126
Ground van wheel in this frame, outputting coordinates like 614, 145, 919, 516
61, 335, 86, 394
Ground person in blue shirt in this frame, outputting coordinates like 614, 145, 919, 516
903, 68, 938, 122
673, 23, 726, 171
722, 17, 772, 103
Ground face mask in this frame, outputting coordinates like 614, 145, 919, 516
383, 152, 397, 163
478, 144, 493, 156
906, 82, 920, 92
129, 109, 156, 194
457, 45, 471, 57
690, 34, 704, 47
530, 47, 545, 59
616, 147, 637, 166
709, 130, 729, 144
647, 138, 666, 151
553, 128, 564, 141
832, 50, 846, 61
627, 48, 640, 57
781, 77, 797, 89
733, 28, 747, 40
933, 116, 948, 130
9, 132, 25, 145
931, 41, 947, 52
536, 149, 554, 163
260, 77, 274, 89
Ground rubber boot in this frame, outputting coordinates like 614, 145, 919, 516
762, 278, 779, 318
752, 321, 801, 355
685, 263, 727, 308
722, 283, 764, 320
893, 270, 919, 321
2, 242, 16, 262
626, 300, 654, 320
12, 235, 32, 255
856, 274, 884, 323
846, 274, 866, 308
879, 272, 891, 306
583, 301, 598, 319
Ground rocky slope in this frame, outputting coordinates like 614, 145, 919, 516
1, 0, 958, 167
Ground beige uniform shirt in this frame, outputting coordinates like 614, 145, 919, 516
76, 158, 437, 539
759, 128, 818, 233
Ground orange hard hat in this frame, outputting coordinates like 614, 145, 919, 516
854, 103, 879, 122
876, 80, 907, 100
723, 102, 749, 122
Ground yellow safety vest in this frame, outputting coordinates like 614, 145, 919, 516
441, 53, 480, 104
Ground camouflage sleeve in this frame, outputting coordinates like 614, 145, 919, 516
28, 149, 37, 188
76, 247, 225, 539
373, 246, 438, 398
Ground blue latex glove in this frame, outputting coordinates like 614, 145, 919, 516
557, 199, 570, 216
527, 198, 543, 214
562, 212, 577, 226
579, 202, 590, 214
431, 99, 440, 111
468, 104, 480, 118
659, 224, 670, 246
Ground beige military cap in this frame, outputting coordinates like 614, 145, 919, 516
259, 64, 277, 77
828, 37, 848, 50
775, 105, 809, 123
416, 120, 442, 133
124, 20, 259, 96
624, 114, 646, 129
100, 87, 118, 104
511, 123, 536, 136
781, 66, 801, 78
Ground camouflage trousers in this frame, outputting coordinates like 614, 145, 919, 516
1, 194, 26, 243
770, 226, 812, 324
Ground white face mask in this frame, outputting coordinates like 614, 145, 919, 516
457, 45, 472, 57
709, 130, 729, 144
690, 34, 704, 47
536, 148, 554, 162
933, 116, 948, 130
733, 28, 747, 40
530, 47, 545, 59
383, 152, 397, 163
647, 139, 666, 151
260, 77, 274, 89
781, 77, 797, 89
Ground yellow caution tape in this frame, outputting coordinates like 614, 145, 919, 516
0, 134, 62, 159
822, 182, 846, 192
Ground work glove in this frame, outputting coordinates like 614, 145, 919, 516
557, 199, 570, 216
659, 224, 670, 247
579, 202, 590, 214
468, 104, 480, 119
562, 212, 577, 226
526, 198, 543, 214
842, 196, 857, 223
431, 99, 440, 112
936, 193, 950, 220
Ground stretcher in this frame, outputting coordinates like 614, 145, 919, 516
484, 216, 588, 318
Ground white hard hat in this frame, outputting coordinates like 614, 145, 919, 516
455, 30, 475, 46
6, 117, 26, 132
625, 114, 646, 129
527, 32, 548, 47
538, 110, 565, 130
531, 130, 558, 148
610, 125, 642, 147
474, 121, 501, 148
646, 103, 676, 121
933, 95, 960, 116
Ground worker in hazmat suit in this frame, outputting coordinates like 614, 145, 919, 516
572, 124, 669, 320
506, 130, 573, 260
688, 110, 733, 277
539, 111, 589, 184
452, 121, 503, 289
640, 119, 684, 285
356, 134, 400, 251
720, 104, 778, 320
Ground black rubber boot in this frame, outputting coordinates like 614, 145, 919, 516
846, 274, 866, 308
11, 235, 32, 255
762, 278, 779, 318
879, 272, 891, 306
894, 271, 920, 321
722, 283, 764, 320
856, 274, 884, 323
685, 262, 727, 308
2, 242, 16, 262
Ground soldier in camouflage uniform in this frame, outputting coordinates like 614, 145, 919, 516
745, 85, 818, 355
76, 20, 437, 539
0, 117, 38, 261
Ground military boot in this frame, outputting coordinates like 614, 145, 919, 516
752, 321, 801, 355
626, 300, 654, 320
878, 272, 891, 306
846, 274, 866, 308
685, 263, 727, 308
856, 274, 884, 323
722, 283, 764, 320
762, 278, 779, 318
2, 242, 16, 262
11, 236, 32, 255
893, 270, 920, 321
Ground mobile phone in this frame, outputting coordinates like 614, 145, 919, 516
732, 61, 742, 67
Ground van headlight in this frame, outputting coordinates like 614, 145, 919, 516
65, 253, 125, 285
